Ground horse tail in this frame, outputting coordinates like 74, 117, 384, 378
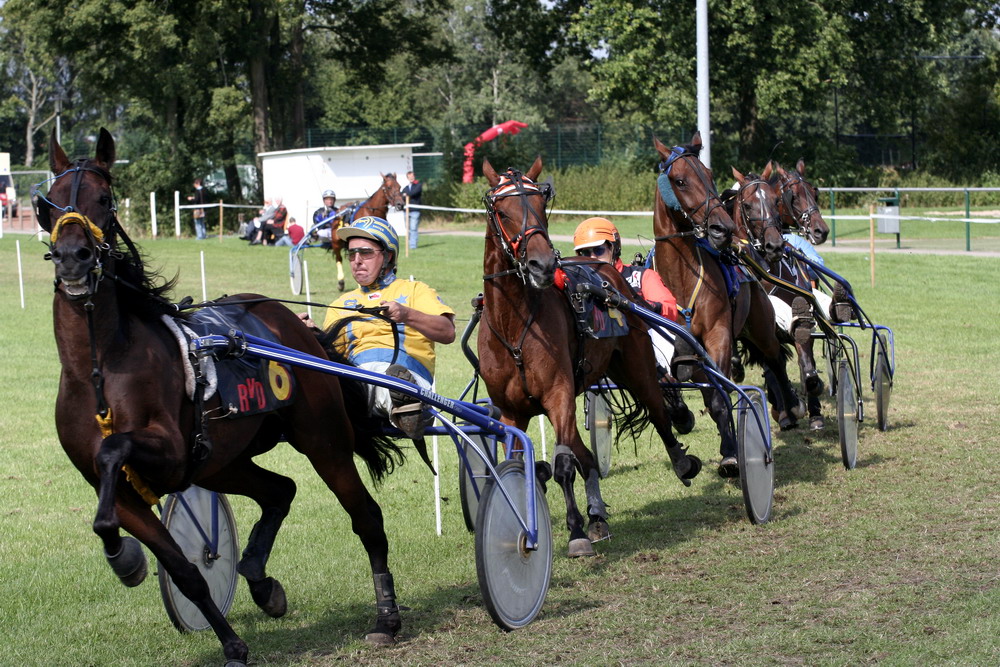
316, 318, 405, 485
603, 388, 651, 455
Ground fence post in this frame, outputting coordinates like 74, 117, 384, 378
150, 191, 158, 239
869, 203, 876, 287
174, 190, 181, 237
964, 189, 971, 252
829, 189, 837, 246
219, 201, 224, 241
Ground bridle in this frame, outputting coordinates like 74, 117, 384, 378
482, 168, 554, 282
380, 175, 405, 211
34, 161, 122, 296
777, 172, 821, 236
735, 178, 781, 253
654, 147, 728, 241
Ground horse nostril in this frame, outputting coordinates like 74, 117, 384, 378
75, 247, 93, 262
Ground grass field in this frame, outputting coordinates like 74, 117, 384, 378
1, 231, 998, 666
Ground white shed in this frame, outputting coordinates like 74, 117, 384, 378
258, 143, 423, 237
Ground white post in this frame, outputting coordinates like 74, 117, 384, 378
17, 240, 25, 309
433, 434, 442, 536
200, 250, 207, 302
696, 0, 712, 168
304, 260, 313, 321
150, 191, 158, 238
174, 190, 181, 238
0, 202, 5, 239
539, 419, 547, 462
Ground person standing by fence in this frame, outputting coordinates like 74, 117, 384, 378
187, 178, 209, 240
402, 171, 422, 250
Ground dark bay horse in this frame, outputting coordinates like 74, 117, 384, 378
477, 157, 700, 557
771, 159, 830, 245
650, 135, 804, 477
38, 129, 406, 665
728, 165, 826, 429
329, 173, 406, 290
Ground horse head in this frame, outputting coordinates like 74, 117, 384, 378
653, 133, 734, 251
36, 128, 120, 300
482, 156, 556, 290
731, 163, 785, 263
773, 159, 829, 245
380, 172, 406, 211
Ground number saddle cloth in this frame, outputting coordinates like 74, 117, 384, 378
555, 263, 630, 339
161, 304, 297, 418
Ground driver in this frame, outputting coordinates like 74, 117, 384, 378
300, 216, 455, 438
311, 189, 339, 246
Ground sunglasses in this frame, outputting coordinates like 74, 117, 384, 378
577, 245, 609, 258
347, 247, 383, 259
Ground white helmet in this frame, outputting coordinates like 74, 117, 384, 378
322, 189, 336, 199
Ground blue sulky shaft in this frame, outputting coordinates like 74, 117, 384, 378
189, 331, 543, 549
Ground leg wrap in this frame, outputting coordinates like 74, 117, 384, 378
584, 468, 608, 519
373, 572, 398, 615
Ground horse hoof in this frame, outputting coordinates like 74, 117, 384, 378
730, 358, 745, 384
535, 460, 552, 485
672, 408, 696, 435
568, 538, 596, 558
680, 454, 702, 484
365, 631, 397, 646
106, 537, 148, 587
810, 416, 825, 431
248, 577, 287, 618
338, 280, 345, 292
587, 518, 611, 543
718, 457, 740, 478
778, 414, 799, 431
224, 661, 248, 667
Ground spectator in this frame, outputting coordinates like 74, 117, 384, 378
275, 217, 304, 246
401, 171, 422, 250
186, 178, 209, 240
299, 216, 455, 438
249, 197, 284, 245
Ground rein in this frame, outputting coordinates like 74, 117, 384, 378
778, 172, 820, 234
734, 178, 781, 252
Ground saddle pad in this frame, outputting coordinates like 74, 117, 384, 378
695, 238, 747, 301
559, 263, 629, 339
184, 305, 296, 417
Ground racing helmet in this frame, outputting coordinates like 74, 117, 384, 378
338, 216, 400, 273
573, 217, 621, 260
322, 189, 336, 200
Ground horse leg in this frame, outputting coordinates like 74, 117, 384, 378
117, 498, 250, 666
93, 433, 148, 586
335, 252, 345, 291
200, 461, 297, 618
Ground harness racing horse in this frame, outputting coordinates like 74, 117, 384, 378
771, 159, 829, 245
37, 129, 406, 666
728, 165, 826, 429
650, 135, 804, 477
329, 173, 406, 291
477, 157, 701, 557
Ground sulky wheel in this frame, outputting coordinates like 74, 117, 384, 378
737, 392, 774, 524
158, 486, 240, 632
585, 391, 613, 479
289, 252, 303, 295
459, 434, 498, 533
475, 460, 552, 630
836, 360, 859, 470
874, 332, 892, 432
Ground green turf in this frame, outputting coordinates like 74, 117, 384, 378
1, 231, 997, 666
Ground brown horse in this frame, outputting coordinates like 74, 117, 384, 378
771, 159, 830, 245
651, 135, 804, 477
477, 157, 700, 557
329, 173, 406, 290
728, 165, 826, 428
38, 129, 406, 665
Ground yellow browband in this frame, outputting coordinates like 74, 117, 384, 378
51, 211, 105, 244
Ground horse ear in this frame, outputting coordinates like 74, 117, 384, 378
483, 158, 499, 186
95, 127, 116, 169
731, 166, 745, 184
49, 128, 70, 173
775, 162, 787, 178
652, 135, 670, 161
796, 158, 806, 176
762, 161, 774, 180
690, 132, 703, 150
526, 156, 543, 182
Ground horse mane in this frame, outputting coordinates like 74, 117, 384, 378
110, 236, 180, 321
316, 317, 406, 483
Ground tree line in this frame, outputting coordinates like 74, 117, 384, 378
2, 0, 998, 205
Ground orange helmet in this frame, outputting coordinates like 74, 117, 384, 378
574, 217, 621, 257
